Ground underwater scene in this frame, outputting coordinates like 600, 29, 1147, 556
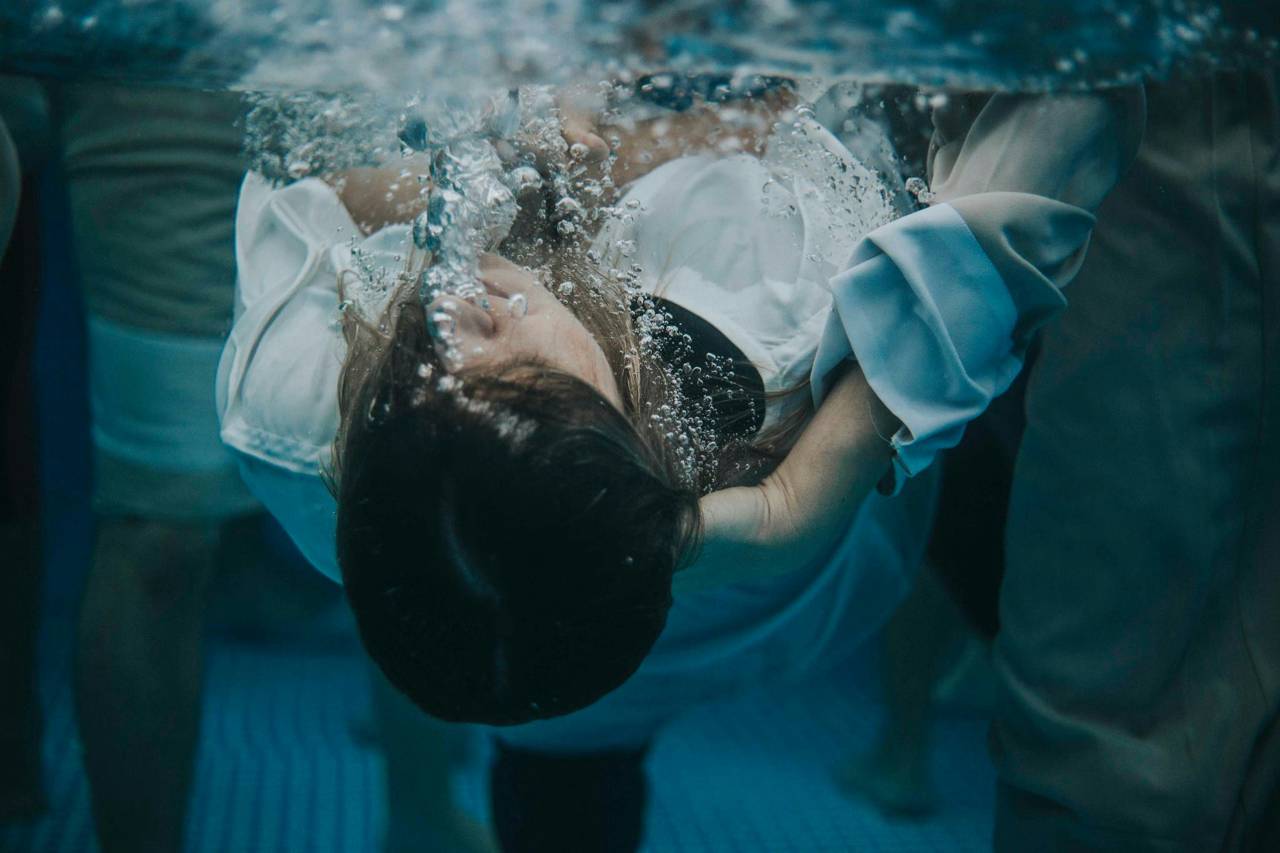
1, 2, 1278, 851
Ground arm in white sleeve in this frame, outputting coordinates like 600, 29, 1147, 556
811, 87, 1145, 494
684, 88, 1147, 594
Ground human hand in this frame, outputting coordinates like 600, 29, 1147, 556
556, 87, 610, 164
495, 86, 609, 174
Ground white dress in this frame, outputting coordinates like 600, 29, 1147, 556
217, 110, 1071, 749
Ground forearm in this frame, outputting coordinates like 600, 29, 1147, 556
326, 158, 432, 235
603, 100, 779, 188
676, 363, 895, 594
560, 80, 793, 192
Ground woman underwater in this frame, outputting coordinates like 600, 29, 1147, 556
217, 82, 1140, 851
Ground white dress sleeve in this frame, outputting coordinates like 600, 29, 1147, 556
217, 173, 405, 584
811, 88, 1145, 494
217, 174, 356, 473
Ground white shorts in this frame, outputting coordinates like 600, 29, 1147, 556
87, 314, 258, 519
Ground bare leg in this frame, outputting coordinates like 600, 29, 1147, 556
370, 666, 497, 853
75, 517, 217, 853
837, 566, 964, 817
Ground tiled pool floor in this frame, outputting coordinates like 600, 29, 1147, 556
1, 601, 994, 853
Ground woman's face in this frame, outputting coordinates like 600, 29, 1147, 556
427, 254, 624, 409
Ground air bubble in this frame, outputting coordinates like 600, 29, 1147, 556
555, 196, 582, 217
412, 212, 431, 249
905, 176, 935, 204
508, 166, 542, 194
429, 310, 457, 339
507, 293, 528, 318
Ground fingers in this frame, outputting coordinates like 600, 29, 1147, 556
557, 84, 611, 166
477, 255, 541, 296
562, 118, 609, 163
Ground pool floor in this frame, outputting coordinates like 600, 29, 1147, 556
1, 594, 995, 852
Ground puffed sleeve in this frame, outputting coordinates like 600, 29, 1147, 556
218, 175, 354, 472
217, 173, 366, 585
811, 88, 1145, 493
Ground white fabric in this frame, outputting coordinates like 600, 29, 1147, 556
809, 203, 1032, 493
593, 120, 1040, 495
218, 173, 406, 476
592, 118, 897, 430
216, 174, 409, 581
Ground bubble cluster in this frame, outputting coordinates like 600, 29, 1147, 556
250, 74, 901, 488
905, 176, 935, 204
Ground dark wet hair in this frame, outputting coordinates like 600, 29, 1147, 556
330, 283, 701, 725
